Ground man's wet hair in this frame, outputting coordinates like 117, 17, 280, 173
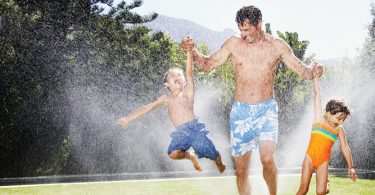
235, 5, 262, 26
325, 99, 351, 117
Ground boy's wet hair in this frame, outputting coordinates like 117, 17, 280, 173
163, 68, 184, 83
325, 99, 351, 117
235, 5, 262, 26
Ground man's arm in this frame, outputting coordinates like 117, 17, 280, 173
278, 39, 323, 79
182, 36, 232, 72
116, 95, 168, 127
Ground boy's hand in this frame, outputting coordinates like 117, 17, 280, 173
116, 117, 129, 127
348, 168, 358, 182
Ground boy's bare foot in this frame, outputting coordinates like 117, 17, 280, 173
187, 152, 202, 172
326, 178, 330, 194
214, 154, 226, 173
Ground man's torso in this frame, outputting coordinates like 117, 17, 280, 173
227, 34, 283, 104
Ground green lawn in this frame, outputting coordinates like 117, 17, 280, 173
0, 175, 373, 195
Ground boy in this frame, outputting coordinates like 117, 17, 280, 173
116, 50, 225, 173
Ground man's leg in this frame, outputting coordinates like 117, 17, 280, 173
234, 151, 251, 195
259, 141, 277, 195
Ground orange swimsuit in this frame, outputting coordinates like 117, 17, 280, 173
306, 123, 340, 169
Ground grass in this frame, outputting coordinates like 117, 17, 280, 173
0, 175, 374, 195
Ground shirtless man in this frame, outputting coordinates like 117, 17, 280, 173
181, 5, 323, 195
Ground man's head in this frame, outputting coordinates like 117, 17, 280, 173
163, 68, 186, 91
236, 6, 263, 43
325, 99, 351, 126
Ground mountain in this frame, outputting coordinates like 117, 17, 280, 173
143, 15, 237, 53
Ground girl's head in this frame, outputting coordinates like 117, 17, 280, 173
324, 99, 351, 127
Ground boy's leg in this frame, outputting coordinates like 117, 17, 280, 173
234, 151, 251, 195
214, 154, 226, 173
169, 150, 202, 171
190, 127, 225, 173
296, 155, 314, 195
315, 162, 329, 195
259, 141, 277, 195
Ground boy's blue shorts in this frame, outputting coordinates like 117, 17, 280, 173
167, 119, 219, 160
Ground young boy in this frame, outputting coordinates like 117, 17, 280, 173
116, 50, 226, 173
296, 69, 358, 195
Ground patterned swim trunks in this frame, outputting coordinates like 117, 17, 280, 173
230, 99, 278, 156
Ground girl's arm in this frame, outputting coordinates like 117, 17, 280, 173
313, 76, 323, 123
338, 127, 358, 181
116, 95, 168, 127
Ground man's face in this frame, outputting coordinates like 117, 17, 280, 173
238, 20, 261, 43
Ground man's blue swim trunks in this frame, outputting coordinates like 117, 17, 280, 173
167, 119, 219, 160
230, 99, 278, 157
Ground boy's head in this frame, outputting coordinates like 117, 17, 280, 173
325, 99, 351, 126
163, 68, 185, 91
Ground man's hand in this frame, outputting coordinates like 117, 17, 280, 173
116, 117, 129, 127
348, 168, 358, 182
312, 61, 324, 78
181, 36, 195, 52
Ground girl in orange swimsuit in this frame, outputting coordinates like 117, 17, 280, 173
296, 74, 358, 195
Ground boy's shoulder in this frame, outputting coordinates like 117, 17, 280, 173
156, 94, 169, 104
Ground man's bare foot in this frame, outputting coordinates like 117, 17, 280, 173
187, 152, 202, 172
214, 154, 226, 173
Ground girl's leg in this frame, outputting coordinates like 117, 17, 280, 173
315, 161, 329, 195
169, 150, 202, 171
296, 155, 314, 195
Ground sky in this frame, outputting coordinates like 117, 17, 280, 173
132, 0, 373, 60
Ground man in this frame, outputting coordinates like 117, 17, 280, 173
181, 5, 323, 195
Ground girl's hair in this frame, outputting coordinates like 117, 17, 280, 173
325, 99, 351, 116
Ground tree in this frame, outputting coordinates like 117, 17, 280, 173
0, 0, 174, 177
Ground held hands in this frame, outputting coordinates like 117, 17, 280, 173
181, 36, 195, 52
116, 117, 129, 127
312, 61, 324, 78
348, 168, 358, 182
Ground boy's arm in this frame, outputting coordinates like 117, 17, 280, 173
185, 50, 194, 98
313, 77, 323, 122
117, 95, 168, 127
182, 36, 231, 72
338, 127, 358, 181
279, 39, 323, 79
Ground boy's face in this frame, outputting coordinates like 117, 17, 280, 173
326, 112, 347, 127
164, 70, 185, 91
